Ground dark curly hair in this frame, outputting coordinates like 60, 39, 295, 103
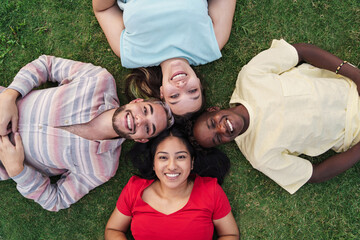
126, 125, 230, 185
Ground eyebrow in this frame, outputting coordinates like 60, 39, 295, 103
191, 94, 200, 100
169, 94, 200, 105
157, 151, 168, 155
175, 151, 188, 154
147, 104, 156, 136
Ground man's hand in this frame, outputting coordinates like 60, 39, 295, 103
0, 133, 24, 177
0, 89, 20, 136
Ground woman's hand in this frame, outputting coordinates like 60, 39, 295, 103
0, 133, 24, 177
0, 89, 20, 136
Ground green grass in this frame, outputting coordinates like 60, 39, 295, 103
1, 0, 360, 239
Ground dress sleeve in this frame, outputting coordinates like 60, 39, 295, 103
8, 55, 107, 97
116, 176, 139, 216
12, 164, 111, 212
213, 182, 231, 220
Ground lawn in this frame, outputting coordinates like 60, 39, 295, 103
0, 0, 359, 239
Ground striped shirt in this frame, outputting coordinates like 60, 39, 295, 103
0, 55, 124, 211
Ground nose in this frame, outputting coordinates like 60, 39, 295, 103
135, 114, 145, 126
215, 123, 226, 134
167, 158, 177, 170
175, 80, 186, 88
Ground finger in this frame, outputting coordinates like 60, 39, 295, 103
6, 128, 11, 135
12, 116, 19, 133
0, 135, 10, 145
0, 122, 7, 136
14, 132, 24, 150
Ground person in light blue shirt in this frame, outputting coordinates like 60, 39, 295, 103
93, 0, 236, 119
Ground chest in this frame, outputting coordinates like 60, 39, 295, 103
57, 123, 95, 140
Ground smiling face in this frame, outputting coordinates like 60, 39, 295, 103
153, 136, 193, 190
112, 99, 167, 142
160, 58, 203, 116
193, 106, 248, 148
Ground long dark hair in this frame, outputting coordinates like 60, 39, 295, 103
126, 125, 230, 185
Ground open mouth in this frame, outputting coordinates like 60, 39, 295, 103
126, 112, 134, 132
165, 173, 180, 178
225, 118, 234, 134
171, 72, 187, 81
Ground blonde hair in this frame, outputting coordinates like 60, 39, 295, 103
125, 67, 162, 101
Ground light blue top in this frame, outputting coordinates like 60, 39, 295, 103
117, 0, 221, 68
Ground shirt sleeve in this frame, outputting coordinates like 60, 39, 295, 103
244, 39, 299, 75
116, 176, 139, 216
254, 152, 313, 194
213, 182, 231, 220
8, 55, 106, 98
11, 163, 113, 212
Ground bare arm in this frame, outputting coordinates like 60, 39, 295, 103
213, 212, 240, 240
92, 0, 124, 57
208, 0, 236, 50
293, 43, 360, 93
309, 141, 360, 183
105, 208, 132, 240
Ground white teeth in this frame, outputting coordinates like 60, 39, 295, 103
127, 114, 132, 130
172, 73, 186, 80
226, 119, 233, 133
166, 173, 180, 178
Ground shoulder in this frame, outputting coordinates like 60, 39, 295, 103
127, 175, 151, 188
194, 175, 219, 192
118, 176, 152, 204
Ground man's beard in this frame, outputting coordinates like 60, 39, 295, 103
112, 106, 132, 139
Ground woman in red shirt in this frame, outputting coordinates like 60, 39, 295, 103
105, 126, 239, 240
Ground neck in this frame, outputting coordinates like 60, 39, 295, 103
234, 104, 250, 135
155, 179, 192, 199
89, 109, 119, 140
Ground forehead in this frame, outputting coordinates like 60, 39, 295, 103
167, 95, 202, 116
193, 111, 221, 148
156, 136, 189, 152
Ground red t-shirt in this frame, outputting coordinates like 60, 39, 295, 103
116, 175, 231, 240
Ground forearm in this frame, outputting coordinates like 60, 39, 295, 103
218, 234, 239, 240
293, 43, 360, 91
104, 229, 128, 240
10, 55, 65, 96
92, 0, 117, 13
309, 142, 360, 183
13, 164, 100, 211
208, 0, 236, 50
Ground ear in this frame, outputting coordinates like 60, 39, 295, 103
191, 158, 194, 170
206, 106, 220, 112
159, 86, 164, 99
134, 138, 149, 143
130, 98, 144, 104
